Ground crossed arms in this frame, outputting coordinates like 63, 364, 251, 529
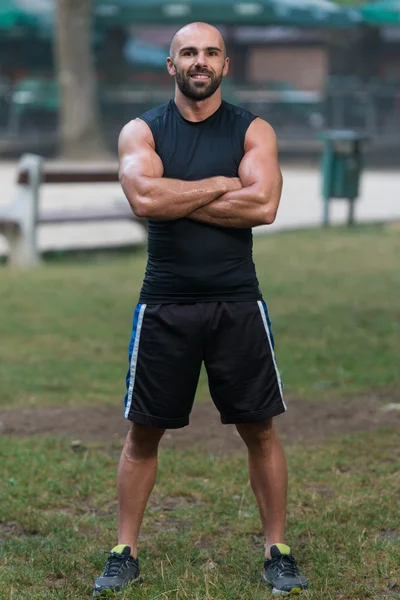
118, 115, 283, 228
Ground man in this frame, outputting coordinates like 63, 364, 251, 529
93, 21, 308, 598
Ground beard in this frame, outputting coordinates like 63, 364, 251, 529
174, 66, 224, 101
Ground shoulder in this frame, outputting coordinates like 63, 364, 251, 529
119, 101, 173, 143
118, 117, 153, 150
138, 100, 173, 127
245, 118, 278, 151
222, 102, 277, 150
246, 117, 277, 139
222, 101, 257, 126
128, 100, 174, 152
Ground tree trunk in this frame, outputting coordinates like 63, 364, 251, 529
54, 0, 110, 160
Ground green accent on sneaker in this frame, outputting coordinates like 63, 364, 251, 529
93, 545, 140, 597
111, 544, 130, 554
272, 587, 302, 596
264, 545, 308, 594
274, 543, 291, 555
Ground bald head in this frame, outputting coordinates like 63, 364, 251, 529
169, 22, 226, 60
167, 22, 229, 102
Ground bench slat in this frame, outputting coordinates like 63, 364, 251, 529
39, 207, 143, 225
0, 210, 145, 228
18, 164, 119, 185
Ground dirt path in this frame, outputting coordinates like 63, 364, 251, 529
0, 396, 398, 453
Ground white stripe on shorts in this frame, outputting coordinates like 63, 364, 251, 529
257, 300, 287, 411
124, 303, 147, 419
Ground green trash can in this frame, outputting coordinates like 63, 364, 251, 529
319, 130, 368, 227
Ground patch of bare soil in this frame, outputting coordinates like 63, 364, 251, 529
0, 521, 39, 537
0, 395, 399, 453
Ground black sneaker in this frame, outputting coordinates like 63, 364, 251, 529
93, 545, 141, 596
263, 544, 308, 596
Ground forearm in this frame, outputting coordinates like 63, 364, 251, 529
122, 174, 230, 220
189, 185, 276, 228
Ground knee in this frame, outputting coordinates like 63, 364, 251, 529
236, 419, 276, 450
123, 423, 166, 460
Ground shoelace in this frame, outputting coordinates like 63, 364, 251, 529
273, 554, 300, 578
101, 551, 129, 578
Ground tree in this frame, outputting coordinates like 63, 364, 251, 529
54, 0, 110, 160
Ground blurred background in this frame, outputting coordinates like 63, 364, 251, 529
0, 0, 399, 165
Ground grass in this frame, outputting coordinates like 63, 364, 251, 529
0, 224, 399, 408
0, 430, 399, 599
0, 225, 399, 599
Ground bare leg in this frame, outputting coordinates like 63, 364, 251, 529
236, 419, 287, 559
117, 423, 165, 558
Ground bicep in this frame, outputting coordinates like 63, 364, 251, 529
238, 119, 282, 193
118, 119, 164, 197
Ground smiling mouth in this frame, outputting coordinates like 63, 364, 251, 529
190, 74, 211, 80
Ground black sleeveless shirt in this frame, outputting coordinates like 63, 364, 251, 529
138, 99, 262, 303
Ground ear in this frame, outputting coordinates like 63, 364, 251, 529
222, 57, 229, 77
166, 57, 176, 76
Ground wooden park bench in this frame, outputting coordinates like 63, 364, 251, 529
0, 154, 146, 267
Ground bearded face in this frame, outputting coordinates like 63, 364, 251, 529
173, 62, 224, 101
167, 27, 229, 103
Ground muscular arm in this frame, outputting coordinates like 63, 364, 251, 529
118, 118, 241, 220
188, 119, 283, 228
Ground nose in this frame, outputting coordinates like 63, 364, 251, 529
195, 52, 208, 68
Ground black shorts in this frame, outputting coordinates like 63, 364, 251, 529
123, 301, 286, 428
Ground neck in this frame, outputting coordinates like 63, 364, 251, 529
174, 88, 222, 122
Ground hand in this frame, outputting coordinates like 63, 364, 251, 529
225, 177, 242, 192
